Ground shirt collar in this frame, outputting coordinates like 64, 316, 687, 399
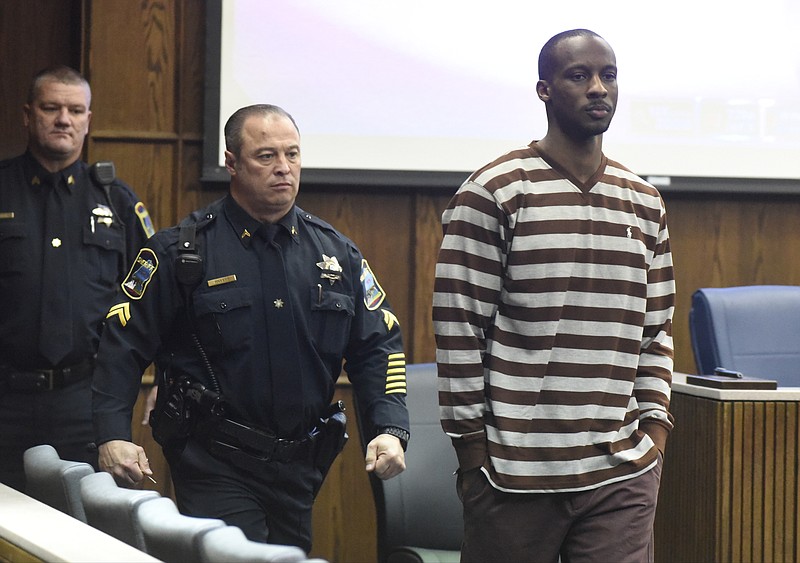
24, 151, 82, 194
223, 196, 301, 249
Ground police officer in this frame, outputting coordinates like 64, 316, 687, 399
0, 65, 154, 491
92, 104, 409, 552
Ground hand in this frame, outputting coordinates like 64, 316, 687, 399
141, 385, 158, 425
365, 433, 406, 480
98, 440, 152, 487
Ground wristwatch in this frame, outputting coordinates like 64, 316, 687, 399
380, 426, 410, 451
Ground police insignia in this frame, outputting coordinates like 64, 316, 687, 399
360, 259, 385, 311
317, 254, 342, 284
122, 248, 158, 300
381, 309, 400, 331
135, 201, 156, 238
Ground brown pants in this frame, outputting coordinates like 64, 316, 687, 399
459, 454, 663, 563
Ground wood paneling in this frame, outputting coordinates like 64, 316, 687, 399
655, 393, 800, 563
85, 0, 207, 229
666, 194, 800, 373
0, 0, 81, 160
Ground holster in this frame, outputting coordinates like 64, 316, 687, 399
149, 375, 197, 450
313, 401, 349, 479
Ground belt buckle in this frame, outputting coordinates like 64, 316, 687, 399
40, 369, 57, 390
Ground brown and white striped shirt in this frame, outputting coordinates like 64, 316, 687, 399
433, 142, 675, 492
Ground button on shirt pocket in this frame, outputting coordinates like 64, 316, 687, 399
192, 286, 254, 355
310, 286, 354, 356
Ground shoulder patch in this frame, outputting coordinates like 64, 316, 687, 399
360, 259, 386, 311
122, 248, 159, 300
135, 201, 156, 238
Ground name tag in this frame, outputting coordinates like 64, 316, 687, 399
208, 275, 237, 287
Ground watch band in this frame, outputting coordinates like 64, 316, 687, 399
380, 426, 410, 451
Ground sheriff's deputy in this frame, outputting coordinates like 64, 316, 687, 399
0, 65, 154, 491
92, 104, 409, 553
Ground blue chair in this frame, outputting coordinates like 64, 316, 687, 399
689, 285, 800, 386
360, 363, 463, 563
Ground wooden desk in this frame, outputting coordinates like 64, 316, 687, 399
654, 373, 800, 563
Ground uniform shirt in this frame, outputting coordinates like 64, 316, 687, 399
93, 195, 408, 442
0, 152, 154, 369
433, 142, 675, 492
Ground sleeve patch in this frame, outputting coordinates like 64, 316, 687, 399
360, 259, 386, 311
381, 308, 400, 331
135, 201, 156, 238
122, 248, 159, 300
106, 302, 131, 326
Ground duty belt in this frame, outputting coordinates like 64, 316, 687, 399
202, 417, 317, 473
0, 359, 95, 393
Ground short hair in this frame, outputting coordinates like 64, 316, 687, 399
538, 29, 605, 81
27, 65, 91, 105
224, 104, 299, 156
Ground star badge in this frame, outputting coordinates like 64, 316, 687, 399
273, 299, 284, 308
316, 254, 343, 285
51, 238, 62, 248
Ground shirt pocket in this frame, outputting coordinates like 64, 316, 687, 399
0, 222, 28, 275
83, 223, 125, 286
310, 286, 354, 356
192, 285, 254, 355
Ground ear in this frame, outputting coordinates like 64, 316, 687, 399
224, 150, 237, 175
22, 104, 31, 127
536, 80, 551, 102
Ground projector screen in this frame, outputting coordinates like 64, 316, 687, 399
203, 0, 800, 192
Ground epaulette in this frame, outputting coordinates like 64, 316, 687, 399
296, 206, 357, 249
297, 206, 341, 235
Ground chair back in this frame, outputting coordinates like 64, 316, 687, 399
23, 444, 94, 522
137, 496, 226, 563
80, 471, 161, 550
690, 285, 800, 386
362, 363, 462, 562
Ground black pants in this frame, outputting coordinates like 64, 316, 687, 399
0, 376, 98, 491
167, 438, 324, 553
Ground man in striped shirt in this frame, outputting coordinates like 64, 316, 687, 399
433, 29, 675, 563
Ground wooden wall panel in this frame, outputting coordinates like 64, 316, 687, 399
665, 194, 800, 373
0, 0, 81, 160
412, 192, 453, 363
87, 0, 175, 133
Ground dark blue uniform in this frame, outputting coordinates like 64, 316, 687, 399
92, 194, 408, 549
0, 151, 154, 490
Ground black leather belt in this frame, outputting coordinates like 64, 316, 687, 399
203, 416, 317, 472
1, 359, 94, 393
